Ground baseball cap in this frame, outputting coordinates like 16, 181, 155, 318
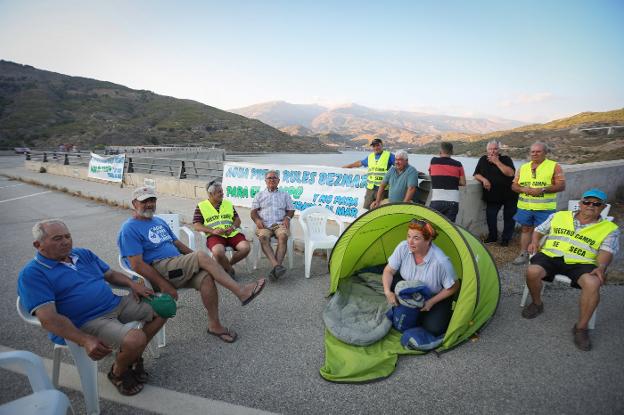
370, 138, 383, 146
143, 293, 177, 318
581, 188, 607, 202
132, 186, 156, 202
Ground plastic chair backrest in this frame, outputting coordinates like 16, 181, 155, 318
16, 297, 41, 328
567, 199, 611, 219
155, 213, 180, 235
300, 206, 345, 238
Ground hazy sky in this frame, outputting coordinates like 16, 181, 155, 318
1, 0, 622, 123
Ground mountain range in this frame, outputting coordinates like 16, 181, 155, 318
0, 61, 331, 153
230, 101, 525, 147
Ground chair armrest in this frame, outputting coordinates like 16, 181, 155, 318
0, 350, 53, 392
180, 226, 196, 250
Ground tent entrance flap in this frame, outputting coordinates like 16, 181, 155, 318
322, 203, 500, 382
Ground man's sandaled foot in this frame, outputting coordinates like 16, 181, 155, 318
131, 357, 148, 383
274, 265, 287, 278
108, 365, 144, 396
241, 279, 266, 306
207, 327, 238, 343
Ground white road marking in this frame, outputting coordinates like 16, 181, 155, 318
0, 191, 52, 203
0, 183, 25, 189
0, 345, 275, 415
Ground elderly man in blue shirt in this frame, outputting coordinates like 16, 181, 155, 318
18, 219, 166, 396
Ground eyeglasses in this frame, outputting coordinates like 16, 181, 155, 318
581, 200, 604, 207
266, 176, 279, 180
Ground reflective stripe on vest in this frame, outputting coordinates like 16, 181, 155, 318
540, 211, 617, 264
366, 150, 391, 190
198, 199, 240, 238
517, 159, 557, 211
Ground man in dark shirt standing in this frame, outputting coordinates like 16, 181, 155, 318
473, 140, 518, 246
428, 142, 465, 222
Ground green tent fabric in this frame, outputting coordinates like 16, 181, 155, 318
320, 203, 500, 382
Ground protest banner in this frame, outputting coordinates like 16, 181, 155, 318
87, 153, 125, 182
222, 162, 368, 222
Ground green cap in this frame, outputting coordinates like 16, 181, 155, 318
143, 293, 177, 318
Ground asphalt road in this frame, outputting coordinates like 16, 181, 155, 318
1, 174, 623, 414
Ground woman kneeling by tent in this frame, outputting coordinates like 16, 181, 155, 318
321, 204, 499, 383
383, 219, 460, 346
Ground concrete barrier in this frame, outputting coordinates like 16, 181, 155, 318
24, 159, 624, 239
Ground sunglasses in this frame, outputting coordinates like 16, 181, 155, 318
410, 218, 428, 226
581, 200, 604, 207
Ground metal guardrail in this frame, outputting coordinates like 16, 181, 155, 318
25, 150, 223, 181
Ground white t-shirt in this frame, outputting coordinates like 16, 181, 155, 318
388, 241, 457, 293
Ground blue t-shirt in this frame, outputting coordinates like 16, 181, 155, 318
117, 217, 180, 264
360, 152, 396, 168
17, 248, 121, 344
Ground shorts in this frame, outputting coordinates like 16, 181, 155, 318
207, 232, 247, 250
256, 223, 290, 240
80, 296, 154, 348
151, 252, 208, 290
529, 252, 596, 289
513, 208, 555, 227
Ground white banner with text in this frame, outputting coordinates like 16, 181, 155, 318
221, 162, 368, 222
88, 153, 125, 182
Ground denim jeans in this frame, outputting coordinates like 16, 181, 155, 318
430, 200, 459, 222
486, 199, 517, 242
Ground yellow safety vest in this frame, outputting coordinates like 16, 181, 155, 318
366, 150, 391, 190
198, 199, 240, 237
517, 159, 557, 211
541, 211, 617, 264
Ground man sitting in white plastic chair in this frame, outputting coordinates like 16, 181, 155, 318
193, 180, 251, 278
521, 188, 619, 351
118, 187, 266, 344
18, 219, 166, 396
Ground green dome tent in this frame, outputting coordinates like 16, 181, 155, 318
320, 203, 500, 382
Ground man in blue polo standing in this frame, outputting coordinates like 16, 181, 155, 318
343, 138, 395, 209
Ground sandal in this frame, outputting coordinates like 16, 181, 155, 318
131, 357, 148, 383
207, 327, 238, 343
108, 365, 144, 396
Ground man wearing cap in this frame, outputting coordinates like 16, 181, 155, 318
521, 188, 619, 351
118, 187, 266, 344
18, 219, 166, 396
193, 181, 250, 278
342, 138, 395, 209
511, 141, 566, 265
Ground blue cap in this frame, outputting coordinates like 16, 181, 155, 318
581, 188, 607, 202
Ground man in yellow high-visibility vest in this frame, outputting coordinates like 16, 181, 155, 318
193, 181, 251, 278
343, 138, 395, 209
511, 142, 566, 265
521, 188, 619, 351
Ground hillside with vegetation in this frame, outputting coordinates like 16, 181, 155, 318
412, 109, 624, 163
0, 61, 332, 153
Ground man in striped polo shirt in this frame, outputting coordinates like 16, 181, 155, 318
428, 142, 466, 222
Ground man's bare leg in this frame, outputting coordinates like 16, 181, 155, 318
576, 273, 601, 329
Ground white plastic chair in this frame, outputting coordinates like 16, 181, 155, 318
16, 297, 141, 415
519, 207, 614, 329
118, 213, 194, 348
251, 223, 294, 270
298, 206, 345, 279
0, 350, 74, 415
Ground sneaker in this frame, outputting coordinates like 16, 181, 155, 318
521, 302, 544, 319
500, 240, 509, 247
572, 325, 591, 351
484, 237, 497, 244
512, 252, 529, 265
274, 265, 287, 278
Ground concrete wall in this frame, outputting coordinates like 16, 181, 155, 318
25, 159, 624, 240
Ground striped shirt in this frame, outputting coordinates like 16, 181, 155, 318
251, 188, 295, 227
536, 213, 620, 254
429, 156, 465, 202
